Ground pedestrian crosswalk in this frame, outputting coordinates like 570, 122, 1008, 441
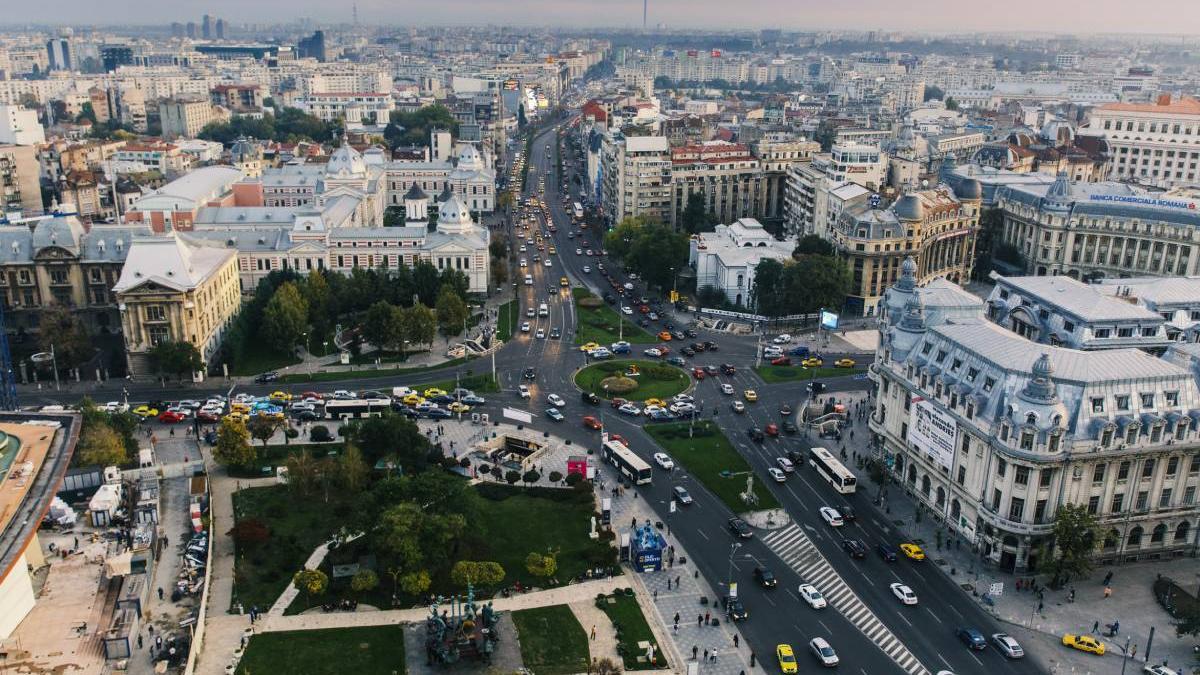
762, 525, 929, 675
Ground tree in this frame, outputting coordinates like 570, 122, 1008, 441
402, 304, 436, 349
302, 269, 335, 347
292, 568, 329, 604
435, 286, 469, 337
147, 341, 204, 380
750, 258, 787, 316
362, 301, 405, 353
337, 443, 370, 492
522, 469, 540, 487
349, 413, 429, 469
350, 569, 379, 595
945, 96, 960, 111
450, 561, 506, 588
604, 217, 690, 291
77, 422, 128, 467
383, 205, 406, 227
548, 470, 563, 484
1176, 604, 1200, 638
38, 305, 92, 370
1047, 503, 1099, 583
400, 570, 431, 596
680, 192, 710, 234
788, 255, 850, 314
383, 105, 459, 150
525, 551, 558, 580
261, 282, 309, 352
504, 470, 521, 485
214, 416, 255, 468
230, 518, 271, 545
249, 412, 283, 447
794, 234, 836, 257
923, 85, 945, 102
413, 261, 441, 306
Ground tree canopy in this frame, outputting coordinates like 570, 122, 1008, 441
603, 216, 690, 291
261, 281, 309, 352
214, 416, 255, 468
383, 105, 459, 149
198, 108, 340, 145
39, 305, 92, 370
1047, 503, 1100, 582
751, 256, 850, 316
147, 341, 203, 379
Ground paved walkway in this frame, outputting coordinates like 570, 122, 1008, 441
570, 600, 623, 665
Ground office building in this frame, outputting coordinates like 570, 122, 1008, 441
46, 37, 72, 72
668, 141, 766, 230
159, 97, 229, 140
1084, 94, 1200, 188
0, 106, 44, 146
100, 46, 133, 73
0, 145, 44, 217
297, 31, 327, 62
600, 133, 671, 225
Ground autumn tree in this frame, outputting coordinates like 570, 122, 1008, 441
525, 550, 558, 580
402, 304, 437, 349
450, 561, 505, 588
247, 414, 282, 449
76, 421, 129, 467
214, 416, 255, 467
292, 568, 329, 605
350, 569, 379, 595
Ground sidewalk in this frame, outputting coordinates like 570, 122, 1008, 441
833, 391, 1197, 673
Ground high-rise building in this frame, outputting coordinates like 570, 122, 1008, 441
297, 30, 327, 62
171, 22, 184, 38
159, 96, 227, 139
201, 14, 212, 40
600, 133, 671, 225
186, 22, 197, 39
100, 45, 133, 72
45, 37, 72, 71
215, 18, 225, 40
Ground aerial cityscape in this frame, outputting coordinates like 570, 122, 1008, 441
0, 4, 1196, 675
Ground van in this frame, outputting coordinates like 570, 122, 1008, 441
537, 303, 549, 317
524, 275, 533, 286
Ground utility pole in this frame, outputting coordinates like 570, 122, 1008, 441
50, 344, 60, 391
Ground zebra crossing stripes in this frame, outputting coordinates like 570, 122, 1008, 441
762, 525, 929, 675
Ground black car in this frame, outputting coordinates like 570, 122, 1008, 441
753, 566, 778, 588
603, 293, 616, 304
720, 363, 736, 375
432, 394, 456, 404
360, 390, 385, 399
842, 539, 867, 558
523, 367, 537, 380
685, 329, 698, 338
956, 627, 987, 650
704, 341, 719, 351
747, 428, 765, 442
425, 408, 453, 419
681, 348, 695, 357
779, 405, 793, 416
839, 505, 857, 522
667, 356, 686, 367
728, 517, 753, 539
781, 421, 798, 434
254, 371, 279, 384
787, 449, 804, 465
549, 328, 561, 339
722, 595, 748, 621
580, 391, 600, 405
876, 543, 898, 562
293, 410, 319, 422
691, 342, 707, 352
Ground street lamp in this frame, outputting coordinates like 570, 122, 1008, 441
726, 542, 742, 592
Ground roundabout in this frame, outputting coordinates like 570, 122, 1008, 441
573, 359, 690, 401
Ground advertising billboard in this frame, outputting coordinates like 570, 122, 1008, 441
908, 396, 957, 470
820, 311, 839, 330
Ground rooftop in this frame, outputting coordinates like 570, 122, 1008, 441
993, 274, 1162, 323
112, 234, 236, 293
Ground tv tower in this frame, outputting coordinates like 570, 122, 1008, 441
643, 0, 647, 30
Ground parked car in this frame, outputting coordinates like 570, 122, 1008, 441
991, 633, 1024, 659
722, 595, 748, 621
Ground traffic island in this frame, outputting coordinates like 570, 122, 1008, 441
754, 364, 865, 383
574, 360, 689, 401
644, 421, 781, 511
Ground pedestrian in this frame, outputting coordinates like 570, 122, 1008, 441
733, 634, 739, 648
672, 623, 679, 635
137, 634, 143, 650
698, 614, 704, 627
1092, 620, 1099, 633
750, 652, 756, 667
73, 536, 78, 549
1103, 571, 1113, 586
157, 587, 164, 601
710, 651, 717, 664
704, 610, 710, 624
155, 635, 163, 650
674, 612, 680, 626
692, 645, 698, 660
1104, 586, 1112, 598
676, 575, 681, 587
653, 589, 658, 601
1038, 600, 1044, 614
1069, 588, 1076, 603
632, 517, 637, 529
591, 625, 597, 640
703, 649, 708, 662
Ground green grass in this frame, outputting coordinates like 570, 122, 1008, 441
574, 360, 689, 401
512, 606, 590, 675
572, 287, 655, 345
231, 341, 302, 377
237, 625, 405, 675
644, 421, 781, 512
497, 300, 517, 342
275, 357, 469, 384
754, 364, 866, 384
597, 592, 668, 670
231, 484, 346, 612
227, 442, 343, 479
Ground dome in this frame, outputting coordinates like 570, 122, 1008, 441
1042, 171, 1072, 210
436, 184, 454, 203
404, 183, 429, 201
1041, 119, 1075, 145
1019, 353, 1060, 405
894, 194, 924, 221
230, 137, 260, 163
955, 178, 982, 201
437, 193, 474, 233
327, 140, 366, 177
456, 144, 484, 171
897, 256, 917, 291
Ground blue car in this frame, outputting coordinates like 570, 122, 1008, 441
956, 627, 986, 650
788, 346, 811, 357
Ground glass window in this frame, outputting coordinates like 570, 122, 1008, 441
1092, 464, 1106, 483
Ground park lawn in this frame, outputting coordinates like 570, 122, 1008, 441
275, 357, 468, 384
512, 606, 590, 675
574, 360, 689, 401
237, 625, 405, 675
497, 300, 517, 342
754, 364, 866, 384
230, 341, 301, 377
226, 442, 343, 479
597, 592, 668, 670
572, 287, 655, 345
231, 484, 349, 612
644, 421, 781, 512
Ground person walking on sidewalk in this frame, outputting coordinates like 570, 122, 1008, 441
698, 614, 704, 627
1104, 585, 1112, 598
692, 646, 698, 660
674, 612, 680, 627
704, 610, 710, 624
1091, 620, 1099, 633
591, 625, 596, 640
733, 634, 739, 648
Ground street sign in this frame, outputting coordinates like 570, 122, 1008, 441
989, 582, 1004, 596
669, 500, 677, 513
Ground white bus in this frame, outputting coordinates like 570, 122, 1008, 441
601, 440, 652, 485
572, 202, 584, 221
324, 398, 392, 420
809, 447, 857, 494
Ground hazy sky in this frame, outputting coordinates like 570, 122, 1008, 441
8, 0, 1200, 35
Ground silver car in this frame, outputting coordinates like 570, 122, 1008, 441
990, 633, 1024, 659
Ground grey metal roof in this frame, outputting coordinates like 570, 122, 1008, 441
996, 275, 1162, 323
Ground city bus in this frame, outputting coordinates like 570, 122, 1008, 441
572, 202, 584, 221
601, 439, 652, 485
809, 447, 857, 494
324, 398, 393, 420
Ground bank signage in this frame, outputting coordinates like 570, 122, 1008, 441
1088, 194, 1197, 210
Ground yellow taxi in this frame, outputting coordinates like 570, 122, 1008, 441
657, 331, 673, 341
834, 358, 856, 368
899, 543, 925, 560
448, 402, 471, 414
269, 391, 292, 402
776, 644, 797, 674
644, 398, 666, 408
423, 387, 448, 398
256, 409, 285, 421
230, 401, 251, 413
224, 411, 249, 423
743, 389, 758, 402
802, 357, 824, 368
579, 342, 601, 353
1062, 634, 1105, 655
132, 405, 159, 418
560, 277, 569, 287
548, 246, 557, 254
402, 393, 426, 406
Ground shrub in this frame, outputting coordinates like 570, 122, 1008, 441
578, 296, 603, 309
310, 425, 332, 442
548, 470, 563, 483
565, 472, 583, 486
600, 376, 638, 394
230, 517, 271, 544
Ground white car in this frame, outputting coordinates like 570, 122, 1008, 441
582, 265, 591, 273
673, 394, 695, 404
763, 346, 783, 357
544, 259, 552, 267
721, 383, 735, 395
669, 402, 695, 414
653, 452, 674, 470
798, 583, 826, 609
519, 245, 527, 252
575, 248, 583, 255
890, 583, 918, 605
333, 390, 356, 400
527, 307, 536, 318
104, 401, 130, 413
547, 393, 566, 407
768, 467, 787, 482
644, 347, 663, 357
524, 275, 533, 285
819, 507, 844, 527
521, 321, 532, 332
643, 405, 666, 416
773, 334, 792, 344
535, 329, 546, 339
518, 385, 531, 399
611, 340, 631, 352
520, 258, 528, 267
809, 638, 839, 667
731, 400, 745, 413
777, 457, 795, 473
546, 407, 565, 421
621, 305, 633, 315
619, 403, 641, 416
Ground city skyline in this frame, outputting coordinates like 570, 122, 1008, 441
4, 0, 1200, 36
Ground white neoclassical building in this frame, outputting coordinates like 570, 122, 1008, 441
688, 218, 794, 308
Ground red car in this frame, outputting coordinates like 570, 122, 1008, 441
610, 397, 628, 408
608, 434, 627, 446
158, 410, 187, 423
582, 416, 603, 430
765, 423, 780, 437
692, 367, 707, 380
301, 391, 322, 400
197, 410, 221, 423
770, 356, 792, 366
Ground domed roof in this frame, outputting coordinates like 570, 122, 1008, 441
955, 178, 982, 201
894, 194, 924, 221
404, 183, 429, 201
1042, 171, 1072, 210
437, 193, 474, 232
1019, 353, 1060, 405
456, 144, 484, 171
230, 137, 260, 163
327, 139, 366, 177
896, 256, 917, 291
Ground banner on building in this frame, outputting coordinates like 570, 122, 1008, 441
908, 395, 956, 470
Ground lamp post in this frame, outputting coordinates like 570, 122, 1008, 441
726, 542, 741, 592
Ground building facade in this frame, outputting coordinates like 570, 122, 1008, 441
159, 97, 228, 140
1084, 95, 1200, 188
669, 142, 766, 231
688, 218, 794, 307
0, 144, 43, 217
601, 133, 671, 225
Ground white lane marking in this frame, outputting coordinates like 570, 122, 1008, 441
696, 528, 710, 541
924, 607, 943, 624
